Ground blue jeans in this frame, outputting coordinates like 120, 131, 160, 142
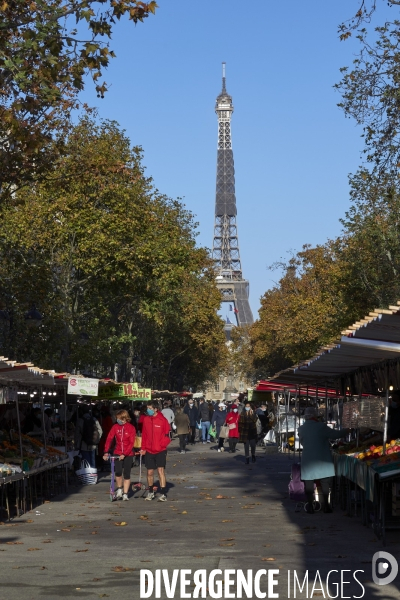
81, 450, 96, 468
201, 421, 211, 441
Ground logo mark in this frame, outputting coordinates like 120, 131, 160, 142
372, 551, 398, 586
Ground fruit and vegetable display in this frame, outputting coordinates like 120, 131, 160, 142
0, 431, 66, 476
337, 439, 400, 472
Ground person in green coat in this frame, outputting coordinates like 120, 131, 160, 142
298, 407, 349, 514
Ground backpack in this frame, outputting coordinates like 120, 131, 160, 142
81, 416, 100, 446
288, 462, 306, 502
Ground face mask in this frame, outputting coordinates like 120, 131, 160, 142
117, 419, 124, 425
233, 408, 238, 413
245, 407, 250, 411
134, 411, 139, 416
189, 403, 193, 407
147, 408, 155, 416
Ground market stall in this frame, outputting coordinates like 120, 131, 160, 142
266, 302, 400, 543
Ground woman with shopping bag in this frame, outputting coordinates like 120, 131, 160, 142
212, 403, 227, 452
225, 405, 240, 453
103, 410, 136, 501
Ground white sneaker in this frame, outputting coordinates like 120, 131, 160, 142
158, 494, 167, 502
115, 487, 123, 499
145, 491, 155, 501
220, 447, 224, 452
122, 493, 129, 501
217, 448, 221, 452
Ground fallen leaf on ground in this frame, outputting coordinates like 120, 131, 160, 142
27, 548, 41, 551
263, 544, 271, 547
139, 515, 148, 520
6, 542, 23, 545
219, 543, 235, 547
75, 549, 89, 552
220, 538, 235, 541
221, 520, 233, 523
61, 528, 70, 532
26, 519, 34, 523
181, 511, 188, 515
262, 558, 276, 561
40, 566, 46, 570
216, 495, 228, 499
42, 540, 52, 544
85, 542, 91, 545
114, 522, 127, 526
91, 531, 98, 535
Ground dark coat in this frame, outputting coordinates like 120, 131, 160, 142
212, 409, 227, 428
184, 404, 199, 426
238, 413, 258, 443
175, 412, 190, 435
198, 402, 211, 422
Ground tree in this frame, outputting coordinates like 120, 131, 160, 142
0, 0, 157, 201
0, 117, 226, 389
338, 169, 400, 311
249, 244, 350, 376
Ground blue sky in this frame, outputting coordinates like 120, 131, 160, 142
79, 1, 392, 319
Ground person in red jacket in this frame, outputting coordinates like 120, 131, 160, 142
103, 409, 136, 501
226, 405, 240, 453
140, 400, 171, 502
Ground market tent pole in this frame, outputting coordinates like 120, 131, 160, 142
285, 388, 289, 457
40, 386, 46, 451
383, 389, 389, 456
325, 383, 328, 423
63, 386, 68, 491
15, 389, 23, 463
297, 385, 301, 462
315, 385, 318, 410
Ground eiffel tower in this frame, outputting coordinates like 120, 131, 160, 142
212, 63, 254, 338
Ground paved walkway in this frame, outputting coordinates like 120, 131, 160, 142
1, 440, 399, 599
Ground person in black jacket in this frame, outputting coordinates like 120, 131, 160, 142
183, 400, 199, 445
198, 398, 211, 444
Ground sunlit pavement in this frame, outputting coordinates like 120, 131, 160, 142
1, 440, 399, 599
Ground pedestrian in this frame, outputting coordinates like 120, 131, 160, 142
174, 407, 190, 453
238, 402, 258, 464
225, 404, 239, 453
74, 405, 103, 468
198, 397, 211, 444
162, 402, 175, 428
183, 399, 199, 445
298, 407, 349, 513
140, 400, 171, 501
212, 402, 227, 452
103, 409, 136, 501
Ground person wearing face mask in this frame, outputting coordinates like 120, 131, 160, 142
225, 404, 240, 453
212, 403, 227, 451
103, 410, 136, 501
238, 403, 258, 464
183, 399, 199, 445
140, 401, 171, 501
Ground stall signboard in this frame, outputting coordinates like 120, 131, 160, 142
97, 383, 151, 401
98, 383, 138, 400
130, 388, 151, 401
68, 377, 99, 397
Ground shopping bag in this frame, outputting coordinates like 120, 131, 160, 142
219, 425, 229, 438
76, 459, 98, 485
208, 424, 216, 439
134, 434, 142, 448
